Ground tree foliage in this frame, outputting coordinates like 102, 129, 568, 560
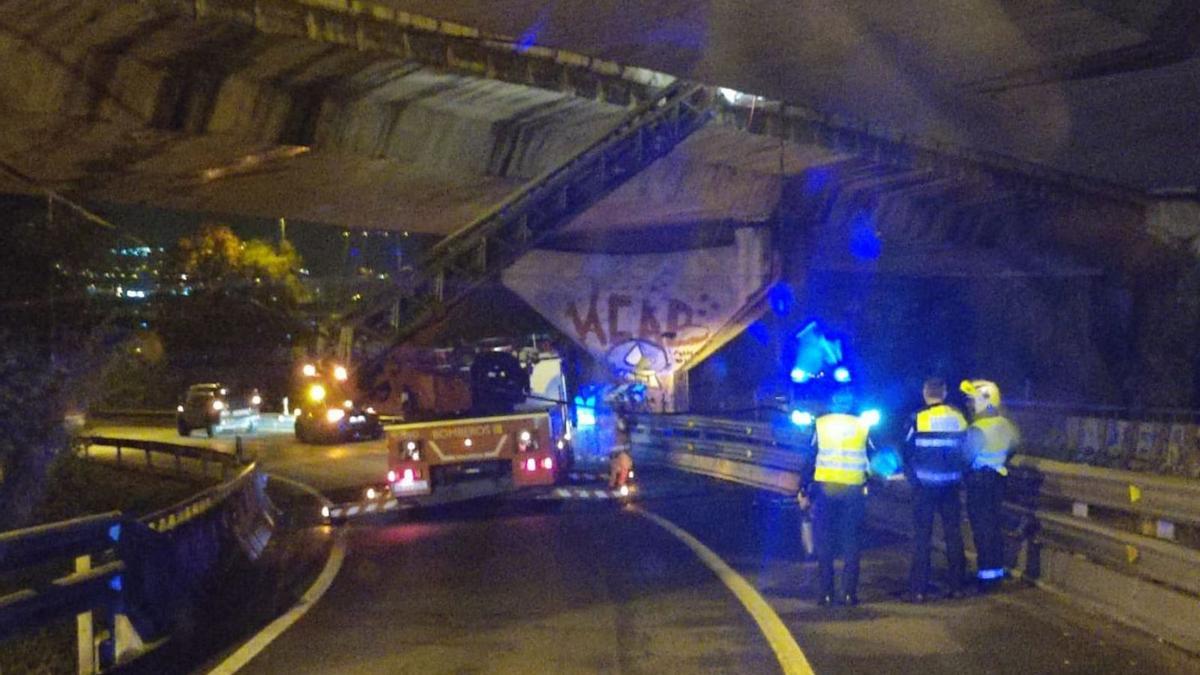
0, 338, 65, 530
167, 224, 308, 307
154, 224, 310, 370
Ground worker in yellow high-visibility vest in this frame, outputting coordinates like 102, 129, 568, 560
960, 379, 1020, 592
798, 389, 875, 607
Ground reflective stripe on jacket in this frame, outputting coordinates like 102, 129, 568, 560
909, 404, 968, 484
969, 415, 1018, 475
814, 413, 869, 485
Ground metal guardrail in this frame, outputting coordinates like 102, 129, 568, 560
141, 463, 261, 532
88, 409, 175, 420
631, 413, 1200, 600
0, 513, 125, 635
1, 442, 274, 672
1009, 455, 1200, 527
631, 414, 811, 494
77, 436, 243, 480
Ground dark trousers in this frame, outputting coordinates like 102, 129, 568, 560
910, 482, 966, 594
811, 482, 866, 597
965, 470, 1006, 580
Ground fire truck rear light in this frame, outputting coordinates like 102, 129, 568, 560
541, 457, 553, 470
387, 470, 397, 483
525, 458, 536, 472
402, 468, 415, 483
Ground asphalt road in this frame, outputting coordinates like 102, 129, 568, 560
85, 426, 1200, 674
236, 471, 1198, 674
87, 423, 389, 496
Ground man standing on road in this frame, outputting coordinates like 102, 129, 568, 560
799, 389, 875, 607
903, 378, 969, 602
961, 379, 1020, 592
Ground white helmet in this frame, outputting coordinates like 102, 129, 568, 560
960, 379, 1000, 414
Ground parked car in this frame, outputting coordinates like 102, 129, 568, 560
177, 383, 262, 438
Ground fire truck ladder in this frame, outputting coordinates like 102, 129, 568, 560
330, 80, 713, 364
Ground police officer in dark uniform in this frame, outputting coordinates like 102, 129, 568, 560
903, 378, 969, 602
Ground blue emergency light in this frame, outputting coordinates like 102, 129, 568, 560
574, 395, 597, 428
790, 410, 814, 427
861, 409, 882, 427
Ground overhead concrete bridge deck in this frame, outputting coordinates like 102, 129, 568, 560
4, 0, 1198, 406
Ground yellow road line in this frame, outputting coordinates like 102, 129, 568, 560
634, 507, 815, 675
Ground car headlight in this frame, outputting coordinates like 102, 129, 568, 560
212, 400, 225, 411
325, 408, 345, 424
308, 384, 326, 403
302, 363, 317, 377
333, 365, 348, 381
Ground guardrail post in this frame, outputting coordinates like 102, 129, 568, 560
114, 444, 121, 466
75, 555, 95, 675
145, 447, 152, 468
201, 451, 208, 478
174, 447, 182, 474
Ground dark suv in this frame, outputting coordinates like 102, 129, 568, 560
177, 383, 261, 438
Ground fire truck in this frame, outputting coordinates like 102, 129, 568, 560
384, 348, 572, 504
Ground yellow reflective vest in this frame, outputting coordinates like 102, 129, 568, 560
969, 415, 1019, 475
813, 413, 870, 485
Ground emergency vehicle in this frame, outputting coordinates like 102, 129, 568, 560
382, 346, 572, 503
292, 360, 383, 443
387, 411, 561, 504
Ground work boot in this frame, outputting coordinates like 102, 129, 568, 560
817, 594, 835, 607
842, 593, 859, 606
905, 592, 927, 604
